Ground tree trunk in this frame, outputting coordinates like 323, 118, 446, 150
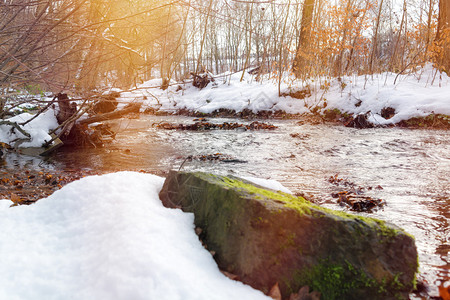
195, 0, 213, 74
423, 0, 435, 61
279, 1, 291, 96
293, 0, 315, 78
436, 0, 450, 73
240, 3, 254, 81
369, 0, 384, 75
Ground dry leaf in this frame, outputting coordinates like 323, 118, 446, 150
10, 193, 22, 204
440, 284, 450, 300
268, 282, 282, 300
195, 227, 203, 235
220, 270, 239, 281
289, 286, 321, 300
289, 286, 309, 300
309, 291, 321, 300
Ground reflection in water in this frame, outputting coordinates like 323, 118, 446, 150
430, 194, 450, 290
1, 115, 449, 297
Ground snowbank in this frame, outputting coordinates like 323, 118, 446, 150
0, 109, 58, 148
118, 64, 450, 124
0, 172, 270, 300
322, 64, 450, 125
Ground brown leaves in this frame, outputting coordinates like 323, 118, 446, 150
221, 270, 240, 281
183, 153, 247, 163
268, 282, 282, 300
333, 191, 385, 212
154, 121, 277, 131
10, 193, 23, 206
440, 283, 450, 300
328, 174, 385, 212
0, 169, 94, 204
267, 284, 321, 300
289, 286, 321, 300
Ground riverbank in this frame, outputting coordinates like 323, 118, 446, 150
146, 108, 450, 129
116, 63, 450, 130
0, 172, 271, 300
1, 63, 449, 154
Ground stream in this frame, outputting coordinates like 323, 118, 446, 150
1, 115, 449, 298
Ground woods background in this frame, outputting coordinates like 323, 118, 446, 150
1, 0, 449, 96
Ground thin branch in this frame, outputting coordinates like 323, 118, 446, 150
0, 120, 31, 138
19, 95, 58, 126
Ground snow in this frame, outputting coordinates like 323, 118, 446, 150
0, 109, 58, 148
1, 63, 448, 149
0, 172, 270, 300
118, 63, 450, 124
321, 64, 450, 125
243, 176, 293, 194
102, 88, 123, 95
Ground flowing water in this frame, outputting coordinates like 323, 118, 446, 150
1, 115, 449, 298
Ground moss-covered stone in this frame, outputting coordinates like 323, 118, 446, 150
159, 171, 418, 299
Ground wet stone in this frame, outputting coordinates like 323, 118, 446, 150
160, 171, 419, 300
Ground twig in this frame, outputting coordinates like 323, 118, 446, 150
178, 156, 192, 171
0, 120, 31, 138
393, 57, 423, 85
19, 95, 58, 126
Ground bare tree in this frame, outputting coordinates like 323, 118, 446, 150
436, 0, 450, 73
293, 0, 315, 78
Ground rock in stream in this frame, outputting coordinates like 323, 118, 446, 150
159, 171, 418, 300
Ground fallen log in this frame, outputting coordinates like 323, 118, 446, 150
78, 102, 141, 125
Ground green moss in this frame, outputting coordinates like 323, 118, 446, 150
287, 260, 371, 299
279, 233, 297, 252
399, 113, 450, 128
288, 260, 407, 300
409, 255, 420, 288
314, 206, 411, 242
372, 219, 413, 240
220, 176, 313, 215
202, 174, 411, 241
362, 217, 416, 242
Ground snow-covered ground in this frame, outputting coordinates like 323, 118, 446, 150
0, 172, 272, 300
1, 63, 449, 149
0, 109, 58, 148
118, 63, 450, 125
